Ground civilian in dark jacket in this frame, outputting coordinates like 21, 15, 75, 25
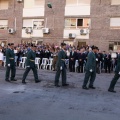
69, 48, 78, 72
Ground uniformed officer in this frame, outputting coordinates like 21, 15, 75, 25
55, 43, 69, 87
108, 51, 120, 93
5, 43, 17, 82
22, 44, 41, 84
82, 46, 98, 90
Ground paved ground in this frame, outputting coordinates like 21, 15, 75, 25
0, 67, 120, 120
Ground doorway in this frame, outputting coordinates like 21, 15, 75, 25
78, 42, 86, 48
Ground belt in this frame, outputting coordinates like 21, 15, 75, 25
61, 59, 65, 61
9, 58, 14, 60
30, 59, 35, 62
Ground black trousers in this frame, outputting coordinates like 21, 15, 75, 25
55, 67, 67, 85
108, 73, 120, 90
83, 70, 96, 87
69, 60, 75, 72
78, 62, 83, 73
22, 67, 39, 82
105, 62, 111, 73
5, 65, 16, 80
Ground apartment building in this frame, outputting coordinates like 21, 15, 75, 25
0, 0, 120, 51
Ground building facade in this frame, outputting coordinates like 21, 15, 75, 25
0, 0, 120, 51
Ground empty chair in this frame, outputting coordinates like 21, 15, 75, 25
3, 56, 6, 67
46, 58, 53, 70
40, 58, 48, 69
75, 60, 79, 72
35, 58, 41, 69
19, 57, 27, 68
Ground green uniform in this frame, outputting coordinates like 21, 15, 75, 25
83, 51, 96, 87
5, 48, 16, 81
55, 49, 67, 85
22, 50, 39, 82
108, 54, 120, 91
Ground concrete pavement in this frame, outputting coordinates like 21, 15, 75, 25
0, 67, 120, 120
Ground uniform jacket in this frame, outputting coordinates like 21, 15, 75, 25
6, 48, 15, 66
85, 51, 96, 71
26, 50, 36, 68
56, 50, 67, 68
115, 54, 120, 74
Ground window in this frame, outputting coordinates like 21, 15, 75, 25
66, 0, 77, 6
0, 0, 8, 10
0, 20, 8, 30
66, 0, 90, 6
78, 0, 90, 5
23, 19, 44, 29
65, 18, 90, 29
110, 18, 120, 29
65, 18, 76, 28
34, 0, 44, 6
77, 19, 83, 26
111, 0, 120, 5
33, 19, 44, 29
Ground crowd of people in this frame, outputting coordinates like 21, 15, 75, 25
0, 43, 118, 73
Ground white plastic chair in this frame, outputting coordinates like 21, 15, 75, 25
3, 56, 6, 67
75, 60, 79, 72
35, 58, 41, 69
46, 58, 53, 70
40, 58, 48, 69
19, 57, 27, 68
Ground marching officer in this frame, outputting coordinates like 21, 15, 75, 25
108, 51, 120, 93
82, 46, 98, 90
5, 43, 17, 82
22, 44, 41, 84
55, 43, 69, 87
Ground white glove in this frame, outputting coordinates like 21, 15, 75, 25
118, 72, 120, 75
90, 69, 93, 72
26, 66, 30, 68
96, 58, 98, 61
60, 66, 63, 70
8, 64, 10, 67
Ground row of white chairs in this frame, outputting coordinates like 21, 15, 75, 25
19, 57, 54, 70
2, 56, 86, 72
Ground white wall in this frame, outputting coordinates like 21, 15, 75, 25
23, 7, 44, 17
22, 29, 43, 38
63, 29, 89, 39
65, 5, 90, 16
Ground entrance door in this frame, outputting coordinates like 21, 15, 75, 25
78, 42, 86, 48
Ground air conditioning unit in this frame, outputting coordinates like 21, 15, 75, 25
8, 28, 15, 34
69, 33, 76, 39
80, 29, 88, 35
25, 28, 33, 34
42, 28, 50, 34
17, 0, 22, 2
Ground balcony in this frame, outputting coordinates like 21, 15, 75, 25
23, 7, 44, 17
22, 29, 43, 38
63, 29, 89, 39
65, 5, 90, 16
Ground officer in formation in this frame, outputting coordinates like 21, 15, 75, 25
22, 44, 41, 84
82, 46, 98, 90
5, 43, 17, 82
55, 43, 69, 87
108, 50, 120, 93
